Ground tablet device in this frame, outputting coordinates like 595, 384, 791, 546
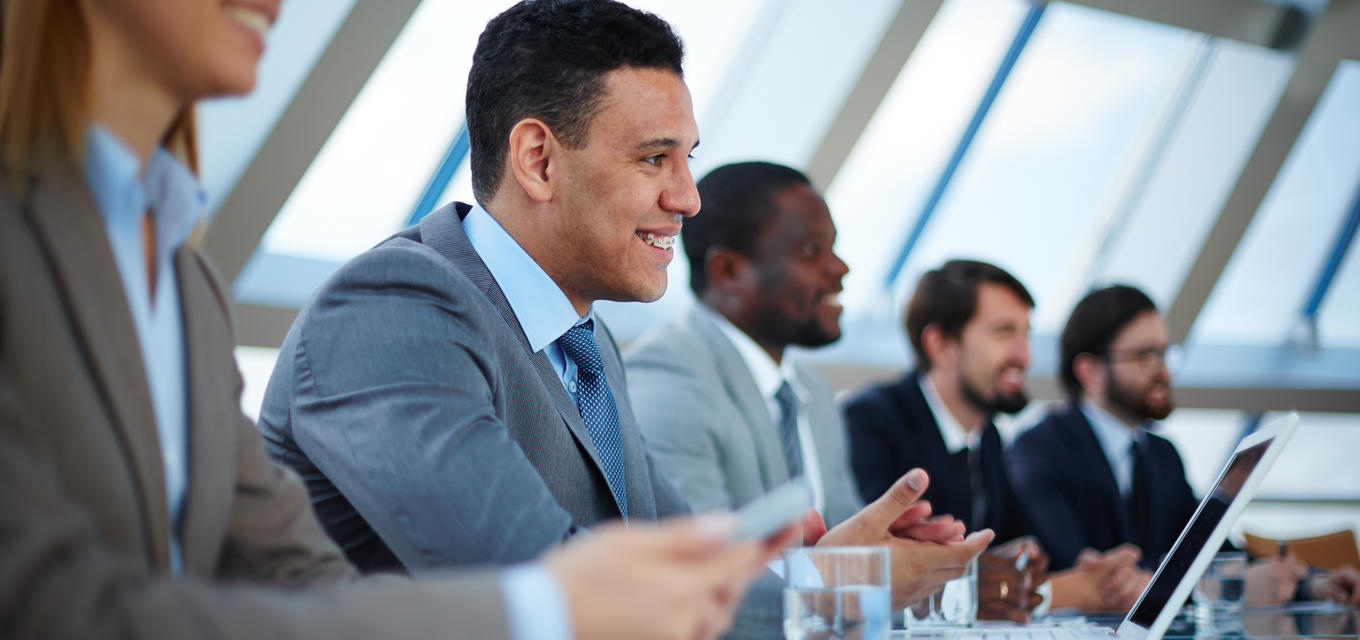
730, 479, 813, 541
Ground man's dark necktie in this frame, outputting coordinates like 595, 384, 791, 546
1128, 440, 1150, 550
953, 446, 987, 530
557, 320, 628, 518
774, 380, 804, 479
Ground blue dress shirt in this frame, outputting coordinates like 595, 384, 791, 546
83, 127, 205, 573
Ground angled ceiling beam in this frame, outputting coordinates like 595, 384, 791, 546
804, 0, 945, 189
202, 0, 423, 285
1061, 0, 1307, 50
1165, 0, 1360, 342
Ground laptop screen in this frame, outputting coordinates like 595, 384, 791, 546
1126, 437, 1272, 628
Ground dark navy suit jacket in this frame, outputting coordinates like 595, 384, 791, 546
842, 372, 1034, 544
1006, 402, 1199, 570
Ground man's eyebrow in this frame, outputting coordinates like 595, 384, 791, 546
635, 137, 701, 152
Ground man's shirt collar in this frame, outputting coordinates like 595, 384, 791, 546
702, 305, 803, 401
462, 204, 587, 350
919, 373, 982, 454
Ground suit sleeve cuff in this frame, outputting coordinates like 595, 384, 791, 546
500, 563, 573, 640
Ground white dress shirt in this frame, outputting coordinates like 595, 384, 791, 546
702, 306, 827, 515
919, 374, 983, 454
1081, 399, 1148, 499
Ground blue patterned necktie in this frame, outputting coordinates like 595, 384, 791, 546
774, 380, 804, 479
557, 320, 628, 518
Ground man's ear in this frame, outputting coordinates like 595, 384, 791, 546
704, 246, 752, 294
507, 118, 556, 203
1073, 353, 1105, 396
921, 324, 951, 367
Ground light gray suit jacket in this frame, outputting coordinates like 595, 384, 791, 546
626, 306, 864, 528
0, 161, 506, 638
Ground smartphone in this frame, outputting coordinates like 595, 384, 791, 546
729, 479, 813, 541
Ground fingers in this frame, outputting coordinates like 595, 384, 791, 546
886, 500, 934, 530
978, 601, 1031, 623
959, 529, 996, 556
763, 524, 802, 563
894, 516, 965, 543
862, 469, 930, 530
799, 508, 828, 546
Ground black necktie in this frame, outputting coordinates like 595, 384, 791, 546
954, 447, 987, 530
1128, 441, 1150, 550
557, 320, 628, 518
774, 381, 803, 479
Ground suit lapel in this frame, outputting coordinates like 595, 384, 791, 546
902, 377, 972, 523
1061, 406, 1133, 542
689, 308, 788, 487
21, 162, 170, 569
175, 249, 234, 575
417, 204, 612, 502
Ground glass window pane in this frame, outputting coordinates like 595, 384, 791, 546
826, 0, 1030, 319
1256, 411, 1360, 501
198, 0, 356, 216
258, 0, 502, 263
1091, 41, 1292, 305
1191, 61, 1360, 346
891, 2, 1197, 334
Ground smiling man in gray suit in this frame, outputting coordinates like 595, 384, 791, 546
258, 2, 991, 635
627, 162, 862, 528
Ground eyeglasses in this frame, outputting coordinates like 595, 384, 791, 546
1102, 344, 1183, 374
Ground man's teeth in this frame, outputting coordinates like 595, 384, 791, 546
823, 293, 842, 307
641, 232, 675, 249
225, 6, 271, 40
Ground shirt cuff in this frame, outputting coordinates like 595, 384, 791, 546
500, 563, 573, 640
1034, 580, 1053, 618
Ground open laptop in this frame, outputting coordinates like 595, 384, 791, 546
916, 411, 1301, 640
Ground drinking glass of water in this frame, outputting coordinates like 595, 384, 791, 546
904, 555, 978, 628
1194, 552, 1247, 616
784, 546, 891, 640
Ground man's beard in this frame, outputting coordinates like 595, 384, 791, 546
1105, 370, 1174, 421
960, 373, 1029, 416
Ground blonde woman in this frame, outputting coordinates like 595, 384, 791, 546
0, 2, 786, 639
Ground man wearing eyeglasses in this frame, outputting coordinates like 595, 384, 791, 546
1008, 285, 1192, 579
1005, 284, 1320, 608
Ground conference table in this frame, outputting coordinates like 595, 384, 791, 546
887, 602, 1360, 638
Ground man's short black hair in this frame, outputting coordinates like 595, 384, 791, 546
466, 0, 685, 204
1059, 284, 1158, 398
904, 259, 1034, 372
684, 161, 812, 294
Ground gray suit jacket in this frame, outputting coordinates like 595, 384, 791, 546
259, 201, 690, 570
626, 306, 864, 527
0, 162, 505, 638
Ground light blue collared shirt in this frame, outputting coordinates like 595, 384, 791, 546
83, 127, 205, 573
462, 203, 577, 640
1081, 399, 1149, 498
461, 203, 592, 392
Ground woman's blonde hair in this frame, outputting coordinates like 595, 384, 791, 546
0, 0, 198, 186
